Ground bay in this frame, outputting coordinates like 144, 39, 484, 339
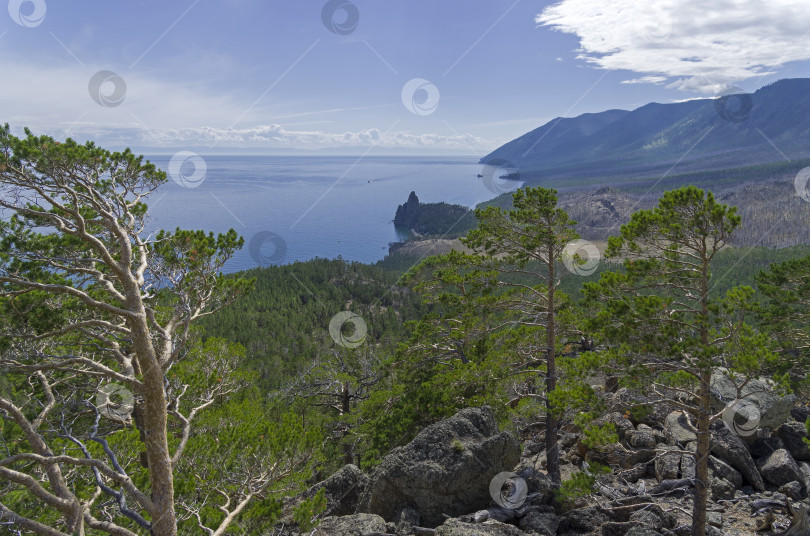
145, 155, 512, 272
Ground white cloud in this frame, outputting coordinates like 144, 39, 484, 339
0, 57, 496, 152
537, 0, 810, 93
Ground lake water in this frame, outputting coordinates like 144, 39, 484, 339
145, 155, 512, 272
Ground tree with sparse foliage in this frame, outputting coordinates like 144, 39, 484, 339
400, 187, 582, 485
0, 127, 313, 536
584, 186, 779, 536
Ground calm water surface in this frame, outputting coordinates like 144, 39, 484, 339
145, 155, 510, 272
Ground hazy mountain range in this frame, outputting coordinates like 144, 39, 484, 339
482, 78, 810, 187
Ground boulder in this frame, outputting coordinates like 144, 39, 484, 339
748, 435, 785, 458
800, 462, 810, 490
625, 528, 663, 536
664, 412, 697, 445
779, 480, 804, 500
710, 371, 795, 430
708, 455, 743, 488
775, 421, 810, 461
757, 448, 804, 488
710, 421, 765, 490
435, 518, 527, 536
601, 521, 643, 536
356, 406, 521, 527
313, 513, 387, 535
710, 477, 736, 501
519, 511, 559, 536
655, 445, 681, 482
280, 464, 368, 525
558, 506, 610, 534
628, 429, 658, 449
586, 443, 657, 469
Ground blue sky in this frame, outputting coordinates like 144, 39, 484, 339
4, 0, 810, 155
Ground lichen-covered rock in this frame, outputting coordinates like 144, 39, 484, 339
757, 448, 804, 488
519, 511, 559, 536
280, 464, 368, 525
775, 421, 810, 462
313, 513, 387, 535
435, 518, 527, 536
356, 406, 521, 527
558, 506, 610, 534
655, 445, 681, 482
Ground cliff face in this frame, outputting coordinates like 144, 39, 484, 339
394, 191, 421, 229
393, 191, 477, 237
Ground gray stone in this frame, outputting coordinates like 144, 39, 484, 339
314, 513, 387, 535
775, 421, 810, 461
707, 511, 722, 527
655, 445, 681, 482
519, 511, 558, 536
680, 442, 696, 480
710, 477, 736, 501
602, 521, 642, 536
395, 505, 421, 535
356, 406, 521, 526
629, 430, 658, 449
710, 422, 765, 490
800, 462, 810, 490
629, 509, 663, 530
586, 443, 657, 469
625, 528, 663, 536
708, 455, 743, 488
778, 480, 804, 500
664, 412, 697, 444
757, 449, 804, 488
558, 506, 610, 533
710, 371, 795, 430
435, 518, 527, 536
748, 435, 785, 458
281, 464, 368, 523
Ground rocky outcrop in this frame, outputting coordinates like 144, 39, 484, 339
710, 371, 795, 430
710, 421, 765, 490
356, 406, 521, 527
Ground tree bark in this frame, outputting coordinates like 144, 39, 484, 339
545, 245, 561, 485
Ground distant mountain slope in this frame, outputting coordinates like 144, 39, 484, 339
482, 78, 810, 183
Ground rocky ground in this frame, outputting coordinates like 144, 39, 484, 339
274, 375, 810, 536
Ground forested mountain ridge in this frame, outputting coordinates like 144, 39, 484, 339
483, 78, 810, 183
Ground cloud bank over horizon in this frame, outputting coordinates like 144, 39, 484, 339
537, 0, 810, 93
